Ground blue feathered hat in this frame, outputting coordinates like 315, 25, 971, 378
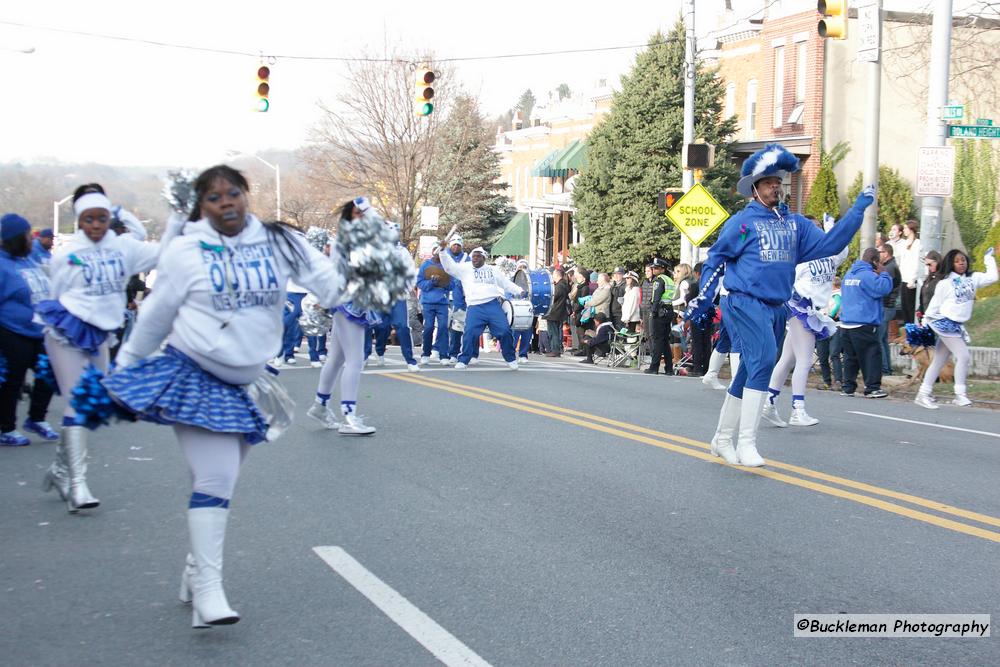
736, 143, 801, 198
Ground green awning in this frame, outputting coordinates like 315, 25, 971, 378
530, 149, 561, 177
549, 139, 588, 177
490, 212, 530, 257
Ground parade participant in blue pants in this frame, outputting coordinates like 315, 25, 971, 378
438, 243, 524, 369
446, 236, 469, 360
417, 250, 452, 365
370, 238, 420, 372
686, 143, 875, 467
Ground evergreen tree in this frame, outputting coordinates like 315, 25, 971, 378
557, 83, 572, 100
571, 26, 739, 269
162, 169, 197, 215
516, 89, 536, 124
804, 152, 841, 220
424, 94, 513, 250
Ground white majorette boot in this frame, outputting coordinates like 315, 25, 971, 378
761, 397, 788, 428
63, 426, 99, 512
702, 350, 727, 390
188, 507, 240, 628
735, 388, 767, 467
788, 402, 819, 426
179, 553, 197, 604
42, 434, 71, 502
709, 392, 741, 465
729, 353, 741, 385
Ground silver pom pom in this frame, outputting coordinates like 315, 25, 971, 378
335, 211, 417, 312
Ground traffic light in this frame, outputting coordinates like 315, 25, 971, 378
415, 67, 435, 116
817, 0, 848, 39
256, 65, 270, 112
657, 189, 685, 212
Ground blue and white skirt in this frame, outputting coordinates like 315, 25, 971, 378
927, 317, 970, 343
103, 346, 268, 444
787, 295, 837, 341
35, 300, 111, 354
337, 302, 382, 327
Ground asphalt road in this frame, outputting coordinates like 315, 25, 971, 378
2, 349, 998, 666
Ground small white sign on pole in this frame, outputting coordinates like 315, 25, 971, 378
857, 1, 881, 63
419, 206, 439, 231
915, 146, 956, 197
418, 235, 439, 259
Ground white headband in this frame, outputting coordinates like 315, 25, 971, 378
74, 193, 112, 217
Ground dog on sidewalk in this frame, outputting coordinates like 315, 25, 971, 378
894, 334, 955, 385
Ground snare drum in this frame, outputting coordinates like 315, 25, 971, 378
502, 298, 535, 331
513, 269, 553, 316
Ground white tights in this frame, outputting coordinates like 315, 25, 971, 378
175, 424, 249, 500
44, 334, 109, 421
317, 311, 365, 412
921, 335, 970, 396
768, 318, 816, 402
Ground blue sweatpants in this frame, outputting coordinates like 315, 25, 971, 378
722, 292, 787, 397
281, 292, 306, 360
514, 328, 533, 359
460, 300, 516, 364
374, 300, 417, 365
421, 302, 450, 359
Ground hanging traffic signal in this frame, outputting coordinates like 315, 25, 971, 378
256, 66, 270, 112
817, 0, 848, 39
415, 67, 435, 116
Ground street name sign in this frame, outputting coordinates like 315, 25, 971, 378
942, 105, 965, 120
975, 119, 993, 126
948, 125, 1000, 139
915, 146, 955, 197
665, 183, 729, 246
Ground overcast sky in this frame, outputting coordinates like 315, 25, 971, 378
0, 0, 981, 168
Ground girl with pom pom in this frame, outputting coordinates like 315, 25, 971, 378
685, 144, 875, 467
38, 184, 183, 512
914, 246, 997, 409
105, 166, 347, 628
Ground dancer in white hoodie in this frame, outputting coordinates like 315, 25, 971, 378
914, 247, 997, 409
39, 183, 180, 513
105, 166, 346, 628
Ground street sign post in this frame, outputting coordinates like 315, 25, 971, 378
915, 146, 955, 197
857, 1, 881, 63
665, 183, 729, 246
941, 104, 965, 120
948, 125, 1000, 139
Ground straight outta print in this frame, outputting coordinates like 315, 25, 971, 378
201, 242, 281, 310
754, 220, 795, 263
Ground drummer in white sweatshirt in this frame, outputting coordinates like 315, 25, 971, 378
438, 241, 525, 369
915, 246, 997, 409
39, 183, 182, 514
105, 165, 345, 629
763, 214, 850, 427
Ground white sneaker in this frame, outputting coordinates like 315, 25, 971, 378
406, 364, 421, 372
284, 357, 296, 365
454, 362, 468, 369
507, 361, 519, 370
914, 392, 939, 410
761, 401, 788, 428
469, 358, 480, 365
788, 407, 819, 426
430, 351, 440, 362
519, 357, 529, 365
319, 354, 327, 362
440, 358, 454, 366
310, 361, 323, 368
953, 395, 973, 407
376, 355, 385, 367
339, 414, 375, 435
306, 402, 341, 429
419, 356, 430, 366
702, 373, 726, 390
271, 357, 284, 367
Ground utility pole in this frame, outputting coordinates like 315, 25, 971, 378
681, 0, 696, 266
918, 0, 953, 255
860, 0, 883, 251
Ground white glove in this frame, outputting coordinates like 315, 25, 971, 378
986, 247, 995, 258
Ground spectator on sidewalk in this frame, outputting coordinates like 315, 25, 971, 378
571, 268, 591, 354
897, 220, 922, 324
919, 249, 943, 315
839, 248, 894, 398
609, 268, 626, 331
621, 271, 642, 333
579, 312, 615, 364
639, 265, 655, 335
588, 272, 612, 319
643, 258, 675, 375
876, 243, 901, 375
544, 269, 569, 357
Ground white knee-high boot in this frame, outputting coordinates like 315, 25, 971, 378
710, 393, 741, 464
63, 426, 99, 512
736, 388, 767, 467
702, 350, 727, 390
42, 435, 70, 502
729, 353, 741, 383
188, 508, 240, 628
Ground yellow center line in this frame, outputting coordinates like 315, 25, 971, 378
385, 373, 1000, 545
405, 375, 1000, 530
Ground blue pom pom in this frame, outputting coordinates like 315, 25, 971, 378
69, 365, 121, 430
35, 354, 60, 394
904, 323, 936, 348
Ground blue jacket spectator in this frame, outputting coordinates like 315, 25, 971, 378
840, 258, 893, 326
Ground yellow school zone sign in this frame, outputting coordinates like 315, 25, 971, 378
665, 183, 729, 246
